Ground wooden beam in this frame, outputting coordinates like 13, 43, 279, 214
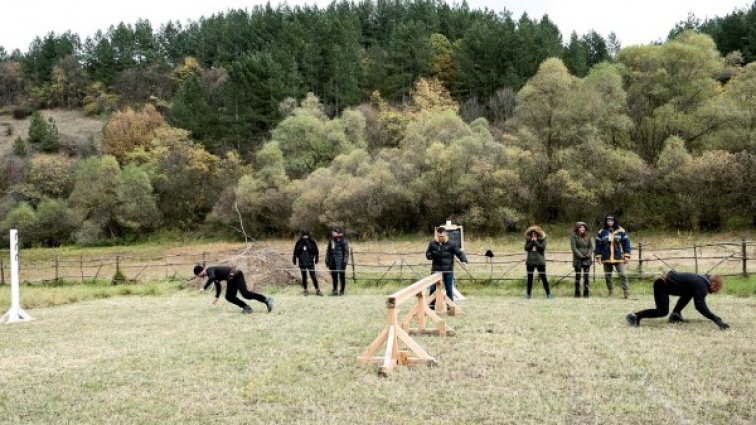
388, 273, 442, 306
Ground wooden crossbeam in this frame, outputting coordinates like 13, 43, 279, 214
359, 272, 461, 376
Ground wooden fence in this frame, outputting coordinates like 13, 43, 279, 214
0, 240, 752, 286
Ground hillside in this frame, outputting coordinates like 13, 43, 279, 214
0, 110, 105, 156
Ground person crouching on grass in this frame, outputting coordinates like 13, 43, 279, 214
625, 271, 730, 330
194, 264, 273, 314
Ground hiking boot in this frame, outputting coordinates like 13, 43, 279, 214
574, 290, 581, 298
623, 290, 629, 299
608, 288, 614, 297
315, 289, 323, 296
668, 312, 684, 323
303, 288, 309, 296
625, 313, 639, 327
339, 290, 345, 296
331, 290, 338, 296
241, 306, 253, 314
547, 293, 554, 300
264, 297, 274, 313
583, 289, 589, 298
524, 294, 531, 300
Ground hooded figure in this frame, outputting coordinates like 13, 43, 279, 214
595, 214, 631, 298
293, 230, 321, 296
523, 225, 552, 299
571, 222, 593, 298
325, 226, 349, 295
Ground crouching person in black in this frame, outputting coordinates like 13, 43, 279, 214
194, 264, 273, 314
625, 271, 729, 330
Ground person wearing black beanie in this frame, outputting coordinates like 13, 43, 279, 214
293, 230, 322, 296
194, 264, 273, 314
325, 226, 349, 295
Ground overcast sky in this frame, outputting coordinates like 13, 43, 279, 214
1, 0, 752, 53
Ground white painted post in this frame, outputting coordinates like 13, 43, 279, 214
1, 229, 34, 324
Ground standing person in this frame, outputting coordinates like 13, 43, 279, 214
524, 225, 552, 299
594, 214, 631, 298
194, 264, 273, 314
325, 226, 349, 296
626, 271, 730, 330
426, 226, 468, 309
292, 230, 322, 296
571, 222, 593, 298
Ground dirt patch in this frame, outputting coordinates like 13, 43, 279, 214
0, 109, 105, 156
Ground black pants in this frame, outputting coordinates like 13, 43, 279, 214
526, 264, 550, 296
636, 279, 670, 319
225, 273, 267, 309
331, 271, 346, 294
575, 265, 590, 294
300, 268, 319, 290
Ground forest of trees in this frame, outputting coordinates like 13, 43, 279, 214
0, 0, 755, 246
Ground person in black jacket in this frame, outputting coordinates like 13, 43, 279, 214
426, 226, 468, 307
293, 230, 322, 296
625, 271, 729, 330
325, 226, 349, 296
194, 264, 273, 314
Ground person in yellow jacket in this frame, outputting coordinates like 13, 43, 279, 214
594, 215, 631, 298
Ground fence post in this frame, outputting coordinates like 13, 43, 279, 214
80, 254, 84, 283
350, 247, 357, 285
693, 245, 698, 274
637, 243, 643, 279
55, 255, 60, 283
743, 239, 748, 277
400, 259, 404, 282
0, 257, 4, 285
202, 252, 206, 266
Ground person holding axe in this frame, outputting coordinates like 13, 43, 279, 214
625, 271, 729, 330
194, 264, 273, 314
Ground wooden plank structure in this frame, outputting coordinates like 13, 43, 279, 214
358, 272, 460, 376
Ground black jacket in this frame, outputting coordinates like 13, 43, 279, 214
666, 271, 721, 323
202, 266, 239, 298
293, 238, 319, 269
325, 237, 349, 271
426, 239, 467, 272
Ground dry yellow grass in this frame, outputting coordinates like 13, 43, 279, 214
0, 109, 105, 155
0, 289, 753, 424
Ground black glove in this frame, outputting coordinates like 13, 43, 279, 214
714, 318, 730, 330
668, 312, 684, 323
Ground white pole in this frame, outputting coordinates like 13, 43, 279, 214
1, 229, 34, 323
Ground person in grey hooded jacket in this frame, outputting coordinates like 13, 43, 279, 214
571, 222, 593, 298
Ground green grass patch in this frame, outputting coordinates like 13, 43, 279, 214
0, 289, 753, 424
0, 280, 183, 310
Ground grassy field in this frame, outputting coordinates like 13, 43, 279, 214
1, 285, 754, 425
